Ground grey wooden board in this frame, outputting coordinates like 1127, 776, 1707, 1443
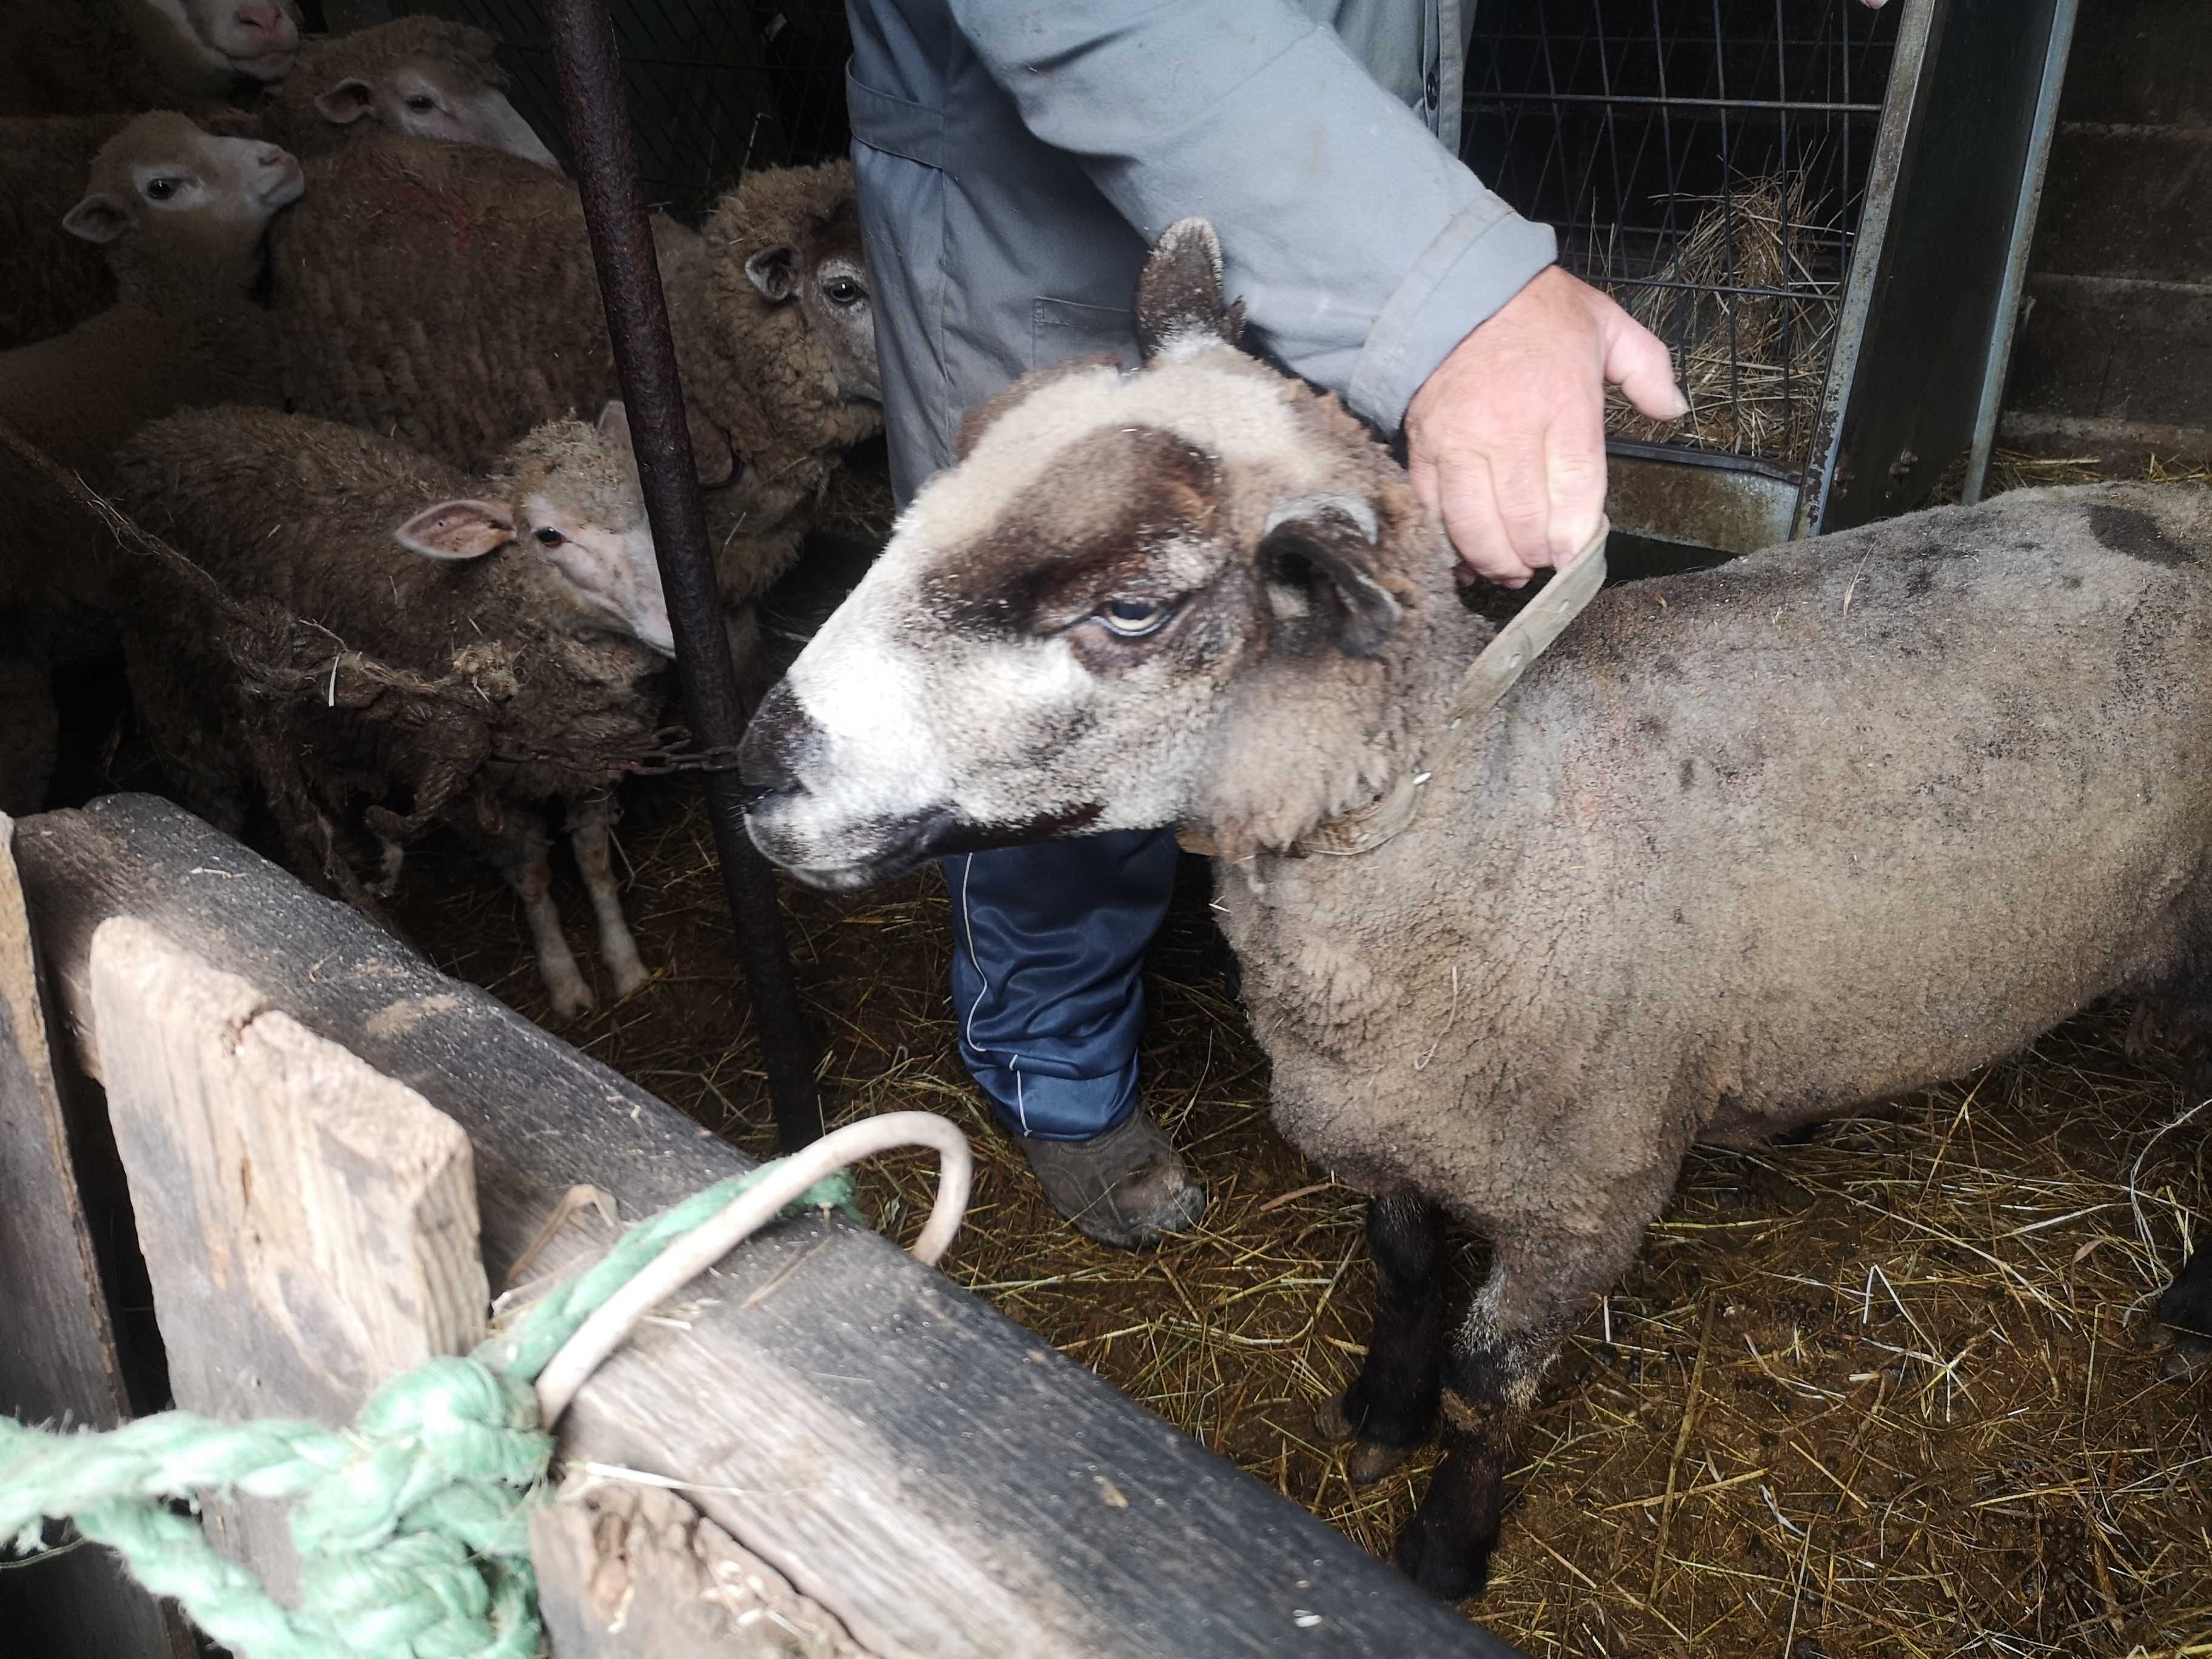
532, 1480, 869, 1658
14, 794, 1524, 1659
89, 919, 489, 1602
0, 816, 190, 1659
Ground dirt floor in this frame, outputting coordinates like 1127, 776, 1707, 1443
381, 748, 2212, 1658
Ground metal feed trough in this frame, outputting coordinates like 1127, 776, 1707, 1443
1463, 0, 2080, 558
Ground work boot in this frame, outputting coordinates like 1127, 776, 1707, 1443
1016, 1109, 1207, 1248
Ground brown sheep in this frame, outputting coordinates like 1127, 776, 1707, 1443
268, 138, 882, 606
737, 221, 2212, 1598
111, 403, 675, 1018
0, 0, 300, 117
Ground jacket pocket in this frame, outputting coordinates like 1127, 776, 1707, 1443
1031, 297, 1139, 372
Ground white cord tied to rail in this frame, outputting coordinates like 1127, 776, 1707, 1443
534, 1110, 974, 1426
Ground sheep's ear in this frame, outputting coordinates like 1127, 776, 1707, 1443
61, 192, 132, 245
312, 78, 379, 124
595, 400, 633, 449
1135, 218, 1245, 360
395, 500, 514, 560
744, 243, 800, 303
1258, 494, 1400, 659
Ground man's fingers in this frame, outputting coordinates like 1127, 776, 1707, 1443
1436, 449, 1535, 587
1544, 390, 1607, 566
1600, 299, 1689, 421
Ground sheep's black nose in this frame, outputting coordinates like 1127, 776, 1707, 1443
737, 682, 820, 808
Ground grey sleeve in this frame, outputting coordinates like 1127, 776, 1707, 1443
943, 0, 1558, 430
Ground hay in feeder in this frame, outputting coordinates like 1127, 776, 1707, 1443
1604, 173, 1846, 466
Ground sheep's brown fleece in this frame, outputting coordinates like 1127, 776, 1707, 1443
270, 139, 879, 602
107, 405, 666, 881
256, 18, 507, 157
0, 0, 238, 117
0, 107, 264, 353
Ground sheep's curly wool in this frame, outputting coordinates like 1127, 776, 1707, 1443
272, 140, 879, 605
107, 404, 666, 875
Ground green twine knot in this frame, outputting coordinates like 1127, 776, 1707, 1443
0, 1159, 857, 1658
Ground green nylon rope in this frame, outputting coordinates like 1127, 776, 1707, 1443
0, 1161, 857, 1659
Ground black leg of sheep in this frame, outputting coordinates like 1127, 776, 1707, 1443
2160, 1249, 2212, 1380
1318, 1197, 1447, 1482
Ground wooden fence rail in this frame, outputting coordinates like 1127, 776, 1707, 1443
4, 793, 1525, 1659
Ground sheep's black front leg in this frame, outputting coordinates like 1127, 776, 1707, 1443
1316, 1196, 1445, 1483
1395, 1216, 1651, 1601
2159, 1248, 2212, 1380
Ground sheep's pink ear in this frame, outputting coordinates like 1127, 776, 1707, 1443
61, 192, 132, 245
1258, 494, 1399, 659
395, 500, 513, 560
743, 243, 799, 303
313, 78, 378, 124
595, 400, 632, 449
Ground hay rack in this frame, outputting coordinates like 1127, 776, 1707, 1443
1463, 0, 2080, 565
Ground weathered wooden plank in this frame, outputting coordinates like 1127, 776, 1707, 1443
88, 916, 488, 1599
531, 1478, 871, 1657
15, 795, 1524, 1659
0, 816, 189, 1659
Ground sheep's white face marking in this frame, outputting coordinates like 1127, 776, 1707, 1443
65, 116, 303, 252
524, 495, 673, 656
741, 343, 1409, 888
314, 65, 561, 172
156, 0, 300, 79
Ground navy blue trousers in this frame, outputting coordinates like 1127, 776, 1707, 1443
944, 830, 1180, 1140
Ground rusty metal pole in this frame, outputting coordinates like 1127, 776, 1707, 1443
541, 0, 821, 1149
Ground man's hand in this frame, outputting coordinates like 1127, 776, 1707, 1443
1406, 266, 1686, 587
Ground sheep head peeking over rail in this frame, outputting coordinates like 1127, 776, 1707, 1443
743, 218, 2212, 1599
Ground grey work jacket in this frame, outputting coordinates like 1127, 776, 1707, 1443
848, 0, 1559, 502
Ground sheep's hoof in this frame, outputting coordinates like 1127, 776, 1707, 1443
1315, 1395, 1416, 1485
548, 981, 595, 1021
608, 960, 650, 999
1393, 1507, 1492, 1603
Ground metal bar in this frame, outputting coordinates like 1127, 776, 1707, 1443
1466, 90, 1883, 114
1962, 0, 2079, 504
541, 0, 823, 1150
1795, 0, 1940, 537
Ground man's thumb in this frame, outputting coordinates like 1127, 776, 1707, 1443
1603, 306, 1690, 422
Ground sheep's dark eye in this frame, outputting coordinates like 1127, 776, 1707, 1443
405, 94, 435, 112
144, 176, 181, 201
822, 276, 865, 306
1098, 597, 1171, 638
534, 526, 566, 548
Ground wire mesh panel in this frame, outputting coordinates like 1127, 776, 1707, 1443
398, 0, 854, 220
1463, 0, 1900, 474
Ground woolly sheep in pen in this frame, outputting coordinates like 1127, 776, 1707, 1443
109, 402, 679, 1019
1, 24, 553, 355
267, 139, 882, 607
257, 17, 559, 170
737, 220, 2212, 1599
0, 0, 300, 117
0, 110, 300, 475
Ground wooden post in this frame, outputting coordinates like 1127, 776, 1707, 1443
0, 817, 189, 1659
86, 916, 488, 1598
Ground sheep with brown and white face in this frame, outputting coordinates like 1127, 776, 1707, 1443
1, 23, 554, 354
111, 403, 676, 1019
0, 110, 300, 474
259, 18, 558, 170
740, 220, 2212, 1599
269, 142, 882, 606
0, 0, 300, 116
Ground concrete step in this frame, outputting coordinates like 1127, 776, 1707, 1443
1996, 410, 2211, 472
2031, 123, 2212, 283
2055, 0, 2212, 128
2004, 270, 2212, 429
